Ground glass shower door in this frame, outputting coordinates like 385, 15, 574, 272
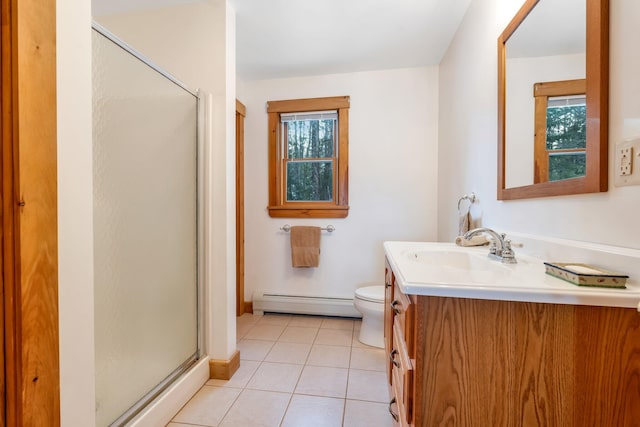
92, 25, 200, 426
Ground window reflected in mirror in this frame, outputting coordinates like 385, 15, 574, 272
533, 79, 586, 183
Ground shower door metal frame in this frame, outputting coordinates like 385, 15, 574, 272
92, 22, 204, 427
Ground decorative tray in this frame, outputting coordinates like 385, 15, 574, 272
544, 262, 629, 288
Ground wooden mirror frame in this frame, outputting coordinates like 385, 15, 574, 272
497, 0, 609, 200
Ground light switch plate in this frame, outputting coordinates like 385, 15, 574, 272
615, 138, 640, 187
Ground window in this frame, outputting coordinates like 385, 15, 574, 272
533, 79, 586, 183
267, 96, 350, 218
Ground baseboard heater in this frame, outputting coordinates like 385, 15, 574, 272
252, 291, 361, 318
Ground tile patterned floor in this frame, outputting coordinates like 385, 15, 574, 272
167, 313, 393, 427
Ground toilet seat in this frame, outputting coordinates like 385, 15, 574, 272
355, 286, 384, 303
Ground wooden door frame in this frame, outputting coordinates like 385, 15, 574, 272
2, 0, 60, 424
1, 0, 16, 421
235, 100, 247, 316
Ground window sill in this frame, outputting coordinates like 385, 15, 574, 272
267, 205, 349, 219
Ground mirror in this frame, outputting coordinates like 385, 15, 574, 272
498, 0, 609, 200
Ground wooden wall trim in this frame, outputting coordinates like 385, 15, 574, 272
2, 0, 20, 423
235, 100, 245, 316
209, 350, 240, 381
243, 301, 253, 314
2, 0, 60, 424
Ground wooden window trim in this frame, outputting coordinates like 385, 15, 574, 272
533, 79, 586, 183
267, 96, 350, 218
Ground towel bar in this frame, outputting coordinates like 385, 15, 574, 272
457, 192, 477, 212
281, 224, 335, 233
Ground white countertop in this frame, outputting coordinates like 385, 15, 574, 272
384, 241, 640, 309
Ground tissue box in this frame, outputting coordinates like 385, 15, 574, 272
544, 262, 628, 288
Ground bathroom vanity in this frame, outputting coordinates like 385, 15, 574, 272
384, 241, 640, 426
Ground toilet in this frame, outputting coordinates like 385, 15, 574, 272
353, 285, 385, 348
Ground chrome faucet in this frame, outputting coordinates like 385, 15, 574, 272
463, 227, 517, 264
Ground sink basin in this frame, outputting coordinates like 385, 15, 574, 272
407, 249, 508, 272
383, 241, 640, 308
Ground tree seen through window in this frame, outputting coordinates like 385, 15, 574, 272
284, 116, 336, 201
546, 101, 586, 181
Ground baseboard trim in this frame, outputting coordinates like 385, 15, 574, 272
209, 350, 240, 380
244, 301, 253, 314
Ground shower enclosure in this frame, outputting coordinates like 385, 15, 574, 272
92, 24, 202, 426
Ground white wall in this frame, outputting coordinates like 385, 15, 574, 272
505, 53, 585, 188
58, 0, 96, 425
438, 0, 640, 250
238, 67, 439, 302
96, 0, 237, 361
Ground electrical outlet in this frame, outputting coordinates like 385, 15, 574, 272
615, 139, 640, 187
620, 147, 632, 175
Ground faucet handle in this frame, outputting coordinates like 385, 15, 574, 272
501, 240, 517, 263
488, 238, 498, 255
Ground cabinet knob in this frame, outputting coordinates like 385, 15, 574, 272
389, 349, 400, 368
385, 281, 391, 288
390, 300, 401, 315
388, 397, 399, 422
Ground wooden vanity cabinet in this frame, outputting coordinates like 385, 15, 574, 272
384, 257, 640, 426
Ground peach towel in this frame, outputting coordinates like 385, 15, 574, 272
290, 226, 321, 267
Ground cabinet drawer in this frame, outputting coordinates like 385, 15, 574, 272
390, 368, 408, 426
391, 320, 413, 426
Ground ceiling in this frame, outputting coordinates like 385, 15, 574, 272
92, 0, 472, 81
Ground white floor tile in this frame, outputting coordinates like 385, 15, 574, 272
237, 339, 275, 361
278, 326, 319, 344
218, 389, 290, 427
237, 313, 260, 324
315, 328, 353, 346
281, 394, 344, 427
289, 315, 324, 328
243, 324, 285, 341
246, 362, 303, 393
347, 369, 389, 403
264, 341, 312, 364
170, 315, 392, 425
207, 360, 260, 388
350, 347, 386, 371
321, 317, 355, 331
307, 344, 351, 368
171, 385, 240, 426
236, 322, 254, 341
295, 365, 348, 398
343, 399, 394, 427
258, 313, 292, 326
